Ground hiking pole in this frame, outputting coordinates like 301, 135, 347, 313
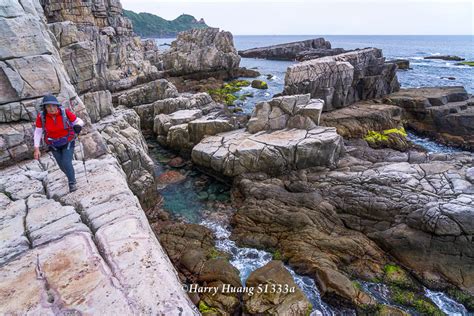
77, 134, 89, 183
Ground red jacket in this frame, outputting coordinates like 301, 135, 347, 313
35, 109, 76, 144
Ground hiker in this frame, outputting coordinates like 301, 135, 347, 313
33, 94, 84, 192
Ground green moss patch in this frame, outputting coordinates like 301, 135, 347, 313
198, 300, 219, 314
390, 286, 443, 316
208, 80, 251, 106
364, 127, 407, 143
457, 61, 474, 66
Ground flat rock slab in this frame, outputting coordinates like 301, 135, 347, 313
320, 101, 403, 138
192, 127, 344, 176
0, 232, 134, 315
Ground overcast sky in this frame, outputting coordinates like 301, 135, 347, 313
120, 0, 473, 35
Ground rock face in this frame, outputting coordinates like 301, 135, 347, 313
320, 101, 403, 138
0, 154, 198, 314
0, 0, 105, 168
243, 260, 312, 315
94, 108, 156, 208
161, 28, 241, 78
42, 0, 159, 93
238, 38, 331, 60
385, 86, 474, 150
112, 79, 179, 108
283, 48, 400, 111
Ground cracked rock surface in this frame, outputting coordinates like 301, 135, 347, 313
0, 154, 198, 315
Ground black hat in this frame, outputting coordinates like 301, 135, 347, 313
41, 94, 61, 107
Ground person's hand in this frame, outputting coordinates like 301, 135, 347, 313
34, 147, 40, 160
73, 124, 82, 135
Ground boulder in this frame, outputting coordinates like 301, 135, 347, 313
283, 48, 400, 111
81, 90, 113, 123
192, 127, 344, 177
243, 260, 312, 315
251, 79, 268, 89
247, 94, 324, 134
384, 86, 474, 150
161, 28, 241, 78
238, 38, 331, 60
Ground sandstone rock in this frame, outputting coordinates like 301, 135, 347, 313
112, 79, 179, 108
0, 154, 198, 314
42, 0, 160, 92
385, 86, 474, 150
153, 109, 203, 135
247, 94, 323, 133
157, 222, 240, 315
0, 99, 39, 123
161, 28, 240, 77
283, 48, 400, 111
188, 115, 235, 143
192, 127, 344, 177
238, 38, 331, 60
231, 176, 386, 307
320, 101, 403, 138
243, 260, 312, 316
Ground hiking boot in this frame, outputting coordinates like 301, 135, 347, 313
69, 183, 78, 192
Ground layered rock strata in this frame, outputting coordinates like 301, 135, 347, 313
41, 0, 159, 93
283, 48, 400, 111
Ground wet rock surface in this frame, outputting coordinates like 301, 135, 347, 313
243, 260, 312, 315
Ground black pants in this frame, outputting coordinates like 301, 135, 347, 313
50, 141, 76, 186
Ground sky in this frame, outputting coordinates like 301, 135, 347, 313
120, 0, 474, 35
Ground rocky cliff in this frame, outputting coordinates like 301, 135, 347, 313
0, 1, 197, 314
